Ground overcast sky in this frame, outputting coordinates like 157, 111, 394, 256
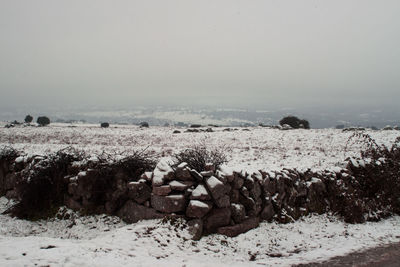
0, 0, 399, 109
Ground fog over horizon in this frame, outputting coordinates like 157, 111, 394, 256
1, 1, 400, 115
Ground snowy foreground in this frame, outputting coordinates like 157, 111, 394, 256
1, 124, 400, 266
1, 198, 400, 267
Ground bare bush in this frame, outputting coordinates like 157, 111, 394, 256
6, 147, 86, 219
0, 146, 20, 161
174, 143, 227, 172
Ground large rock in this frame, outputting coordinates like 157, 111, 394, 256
239, 194, 256, 214
229, 189, 240, 203
186, 200, 212, 218
151, 194, 187, 213
190, 184, 211, 200
260, 201, 275, 221
215, 195, 230, 208
187, 219, 203, 241
205, 176, 226, 199
217, 217, 259, 237
175, 165, 193, 181
204, 208, 231, 233
127, 181, 151, 204
169, 180, 194, 191
231, 203, 246, 223
232, 175, 244, 189
117, 200, 163, 223
152, 185, 172, 196
152, 158, 174, 186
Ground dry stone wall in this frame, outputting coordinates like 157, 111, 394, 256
0, 153, 398, 239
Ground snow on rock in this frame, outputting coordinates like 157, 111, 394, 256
169, 180, 193, 191
306, 177, 322, 187
14, 156, 25, 164
190, 184, 211, 201
206, 176, 226, 199
186, 200, 212, 218
77, 171, 87, 177
152, 158, 174, 186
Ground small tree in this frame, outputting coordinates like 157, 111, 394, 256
140, 122, 149, 128
37, 116, 50, 126
24, 115, 33, 123
101, 122, 110, 128
279, 116, 310, 129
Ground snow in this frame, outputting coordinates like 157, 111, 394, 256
206, 176, 223, 189
191, 185, 208, 198
306, 177, 322, 187
1, 124, 400, 265
1, 197, 400, 266
189, 200, 210, 209
0, 124, 398, 174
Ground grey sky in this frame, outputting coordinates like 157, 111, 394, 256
0, 0, 399, 109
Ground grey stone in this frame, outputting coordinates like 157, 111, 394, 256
117, 200, 163, 223
186, 200, 212, 218
151, 194, 187, 213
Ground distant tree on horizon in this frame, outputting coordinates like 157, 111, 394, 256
37, 116, 50, 126
101, 122, 110, 128
24, 115, 33, 123
279, 116, 310, 129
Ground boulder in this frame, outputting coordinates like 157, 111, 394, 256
229, 189, 240, 203
175, 167, 193, 181
231, 203, 246, 223
186, 200, 212, 218
190, 184, 211, 201
232, 175, 244, 189
260, 201, 275, 221
204, 208, 231, 233
215, 195, 230, 208
187, 219, 203, 241
152, 158, 174, 186
127, 181, 151, 204
244, 176, 254, 190
169, 180, 194, 191
239, 194, 256, 214
151, 194, 187, 213
117, 200, 163, 223
205, 176, 226, 199
217, 217, 259, 237
152, 185, 172, 196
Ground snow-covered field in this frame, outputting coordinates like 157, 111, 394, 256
1, 123, 399, 173
1, 123, 400, 266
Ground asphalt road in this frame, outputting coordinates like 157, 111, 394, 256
295, 242, 400, 267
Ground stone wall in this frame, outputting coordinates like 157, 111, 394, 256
1, 153, 398, 239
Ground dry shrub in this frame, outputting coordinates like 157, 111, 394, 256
174, 142, 227, 172
340, 133, 400, 222
6, 147, 85, 219
0, 146, 20, 161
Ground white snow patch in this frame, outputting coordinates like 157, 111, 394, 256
191, 185, 208, 198
189, 200, 209, 209
206, 176, 223, 190
1, 197, 400, 267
